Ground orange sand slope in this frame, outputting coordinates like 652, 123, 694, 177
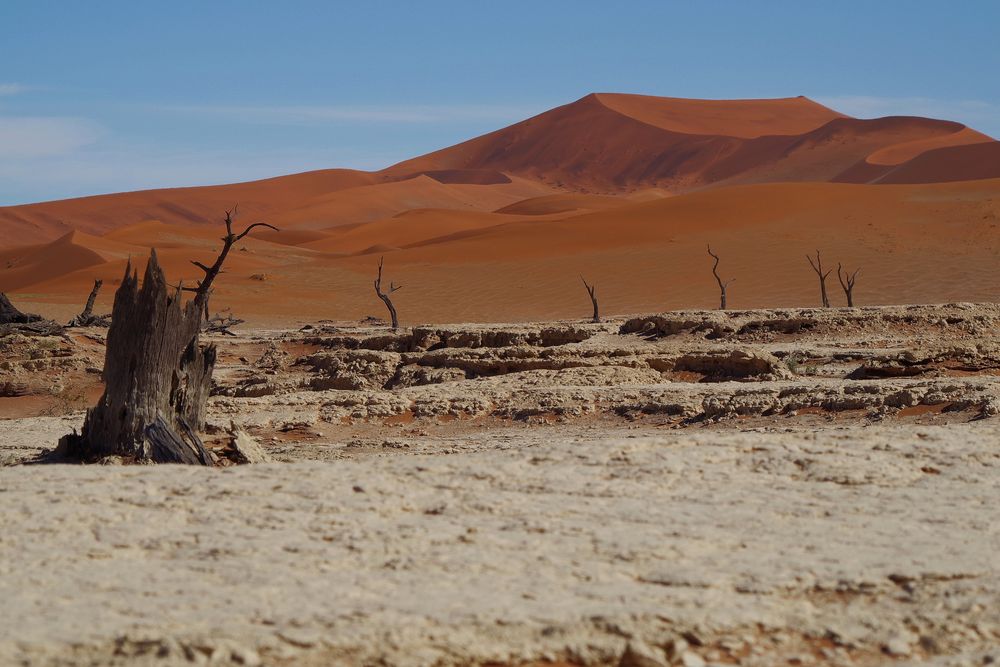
382, 93, 999, 191
2, 92, 999, 323
9, 177, 1000, 325
593, 93, 847, 138
0, 170, 374, 248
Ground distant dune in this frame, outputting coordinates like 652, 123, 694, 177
593, 93, 846, 137
1, 92, 999, 323
874, 141, 1000, 184
382, 93, 998, 191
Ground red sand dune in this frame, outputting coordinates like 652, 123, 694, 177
494, 193, 628, 216
866, 126, 992, 165
13, 177, 1000, 325
265, 174, 552, 231
418, 169, 512, 185
876, 142, 1000, 184
0, 170, 374, 249
301, 209, 539, 256
382, 93, 999, 191
594, 93, 846, 137
2, 92, 999, 323
0, 231, 144, 292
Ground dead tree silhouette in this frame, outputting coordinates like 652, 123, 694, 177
837, 263, 860, 307
374, 256, 402, 329
67, 279, 110, 327
806, 250, 833, 308
707, 245, 735, 310
580, 276, 600, 323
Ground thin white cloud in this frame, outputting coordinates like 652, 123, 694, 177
154, 103, 541, 126
817, 95, 1000, 137
0, 83, 26, 96
0, 144, 403, 205
0, 116, 102, 158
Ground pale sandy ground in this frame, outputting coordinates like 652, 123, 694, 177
3, 306, 1000, 666
1, 418, 999, 666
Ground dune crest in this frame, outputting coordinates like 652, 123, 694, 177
593, 92, 845, 137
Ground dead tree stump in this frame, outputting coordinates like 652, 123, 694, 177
60, 251, 215, 461
60, 207, 277, 463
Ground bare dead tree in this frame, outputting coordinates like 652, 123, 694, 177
0, 293, 42, 325
187, 206, 278, 310
67, 279, 111, 327
78, 279, 102, 321
374, 256, 401, 329
204, 309, 245, 336
59, 207, 278, 464
707, 245, 735, 310
806, 250, 832, 308
0, 293, 62, 336
580, 276, 600, 323
837, 263, 860, 307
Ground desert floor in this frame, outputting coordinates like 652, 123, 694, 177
2, 305, 999, 666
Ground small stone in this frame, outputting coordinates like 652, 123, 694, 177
618, 640, 668, 667
231, 646, 261, 666
719, 638, 744, 652
210, 646, 231, 663
665, 638, 689, 660
680, 651, 705, 667
884, 635, 912, 656
230, 421, 272, 463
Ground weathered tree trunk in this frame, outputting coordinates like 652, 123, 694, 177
374, 256, 402, 329
707, 245, 734, 310
60, 251, 216, 462
379, 294, 399, 329
807, 250, 832, 308
837, 263, 860, 307
59, 208, 277, 464
0, 293, 41, 324
581, 277, 600, 323
80, 280, 101, 320
67, 280, 110, 327
143, 415, 212, 465
1, 293, 63, 336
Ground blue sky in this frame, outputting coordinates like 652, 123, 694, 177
1, 1, 998, 205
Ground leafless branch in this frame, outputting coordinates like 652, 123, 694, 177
191, 205, 279, 310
